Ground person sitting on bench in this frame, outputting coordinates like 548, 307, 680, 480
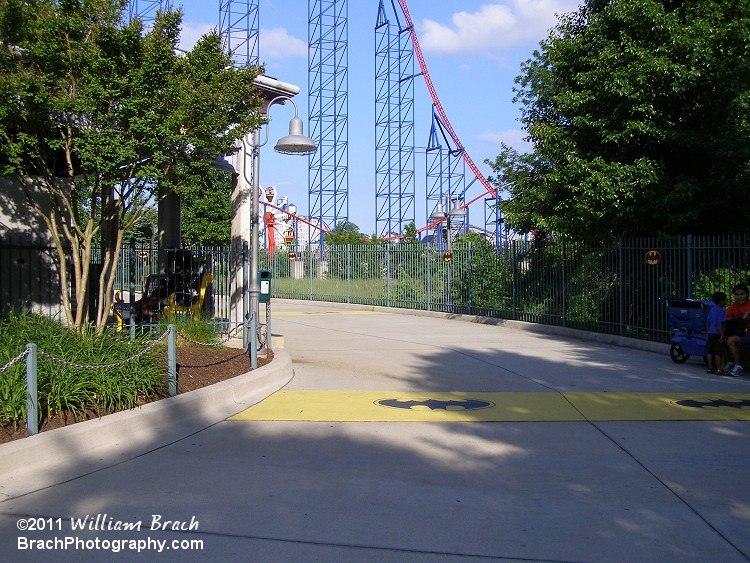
722, 283, 750, 377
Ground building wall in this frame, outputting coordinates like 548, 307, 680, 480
0, 177, 64, 316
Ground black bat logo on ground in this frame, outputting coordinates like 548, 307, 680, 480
375, 398, 494, 411
675, 398, 750, 409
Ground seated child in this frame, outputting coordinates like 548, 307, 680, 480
705, 291, 726, 374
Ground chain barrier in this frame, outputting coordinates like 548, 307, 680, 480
2, 321, 253, 376
34, 327, 171, 371
175, 319, 254, 348
3, 318, 268, 385
0, 348, 30, 374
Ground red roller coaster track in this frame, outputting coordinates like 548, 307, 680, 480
398, 0, 498, 201
270, 1, 503, 241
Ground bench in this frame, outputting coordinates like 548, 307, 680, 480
112, 272, 213, 330
163, 272, 214, 321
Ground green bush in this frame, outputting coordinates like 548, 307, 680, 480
0, 312, 164, 428
693, 267, 750, 302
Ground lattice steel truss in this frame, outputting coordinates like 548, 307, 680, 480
219, 0, 260, 67
374, 0, 415, 239
484, 194, 504, 249
309, 0, 349, 246
426, 106, 466, 239
127, 0, 171, 26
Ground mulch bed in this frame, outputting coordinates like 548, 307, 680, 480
0, 347, 272, 444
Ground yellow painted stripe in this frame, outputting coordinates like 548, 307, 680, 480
229, 392, 750, 422
566, 392, 750, 421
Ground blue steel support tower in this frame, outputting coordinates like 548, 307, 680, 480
374, 0, 415, 239
127, 0, 171, 26
426, 106, 466, 243
309, 0, 349, 247
485, 192, 504, 250
219, 0, 260, 67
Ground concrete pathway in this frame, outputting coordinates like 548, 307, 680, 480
1, 299, 749, 562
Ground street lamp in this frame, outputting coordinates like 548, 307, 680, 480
429, 194, 465, 249
430, 194, 465, 312
247, 96, 316, 368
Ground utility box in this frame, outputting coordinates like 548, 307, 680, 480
258, 269, 271, 303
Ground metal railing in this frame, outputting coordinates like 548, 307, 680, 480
2, 235, 749, 345
262, 236, 750, 343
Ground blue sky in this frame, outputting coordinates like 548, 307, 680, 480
171, 0, 581, 235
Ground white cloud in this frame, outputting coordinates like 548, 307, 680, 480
177, 23, 307, 61
178, 21, 216, 51
419, 1, 581, 55
478, 129, 531, 152
260, 28, 307, 60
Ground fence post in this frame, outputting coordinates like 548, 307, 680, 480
618, 238, 625, 337
308, 246, 314, 300
687, 235, 693, 299
346, 244, 351, 303
511, 240, 518, 319
129, 239, 136, 342
167, 325, 177, 397
26, 343, 38, 435
386, 247, 391, 307
467, 242, 473, 315
561, 240, 567, 328
427, 247, 432, 311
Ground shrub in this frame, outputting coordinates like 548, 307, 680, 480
0, 312, 164, 427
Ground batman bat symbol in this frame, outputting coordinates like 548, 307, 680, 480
675, 398, 750, 409
375, 398, 494, 411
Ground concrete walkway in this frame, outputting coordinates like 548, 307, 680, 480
1, 299, 749, 562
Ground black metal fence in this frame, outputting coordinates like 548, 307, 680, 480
262, 236, 750, 343
2, 234, 749, 344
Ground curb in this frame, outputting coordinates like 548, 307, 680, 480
0, 350, 293, 501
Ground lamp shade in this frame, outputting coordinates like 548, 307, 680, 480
447, 199, 466, 218
429, 201, 446, 223
274, 116, 317, 155
211, 154, 236, 174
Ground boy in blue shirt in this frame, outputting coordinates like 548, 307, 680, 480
706, 291, 727, 374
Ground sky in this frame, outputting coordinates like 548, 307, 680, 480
169, 0, 582, 236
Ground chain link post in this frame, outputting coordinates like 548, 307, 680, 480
266, 301, 272, 353
26, 343, 38, 435
168, 325, 177, 396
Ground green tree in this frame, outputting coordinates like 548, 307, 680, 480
488, 0, 750, 239
0, 0, 262, 331
401, 222, 419, 244
324, 221, 369, 245
180, 167, 233, 246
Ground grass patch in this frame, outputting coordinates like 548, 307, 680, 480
165, 315, 221, 348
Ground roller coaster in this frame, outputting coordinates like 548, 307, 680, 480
127, 0, 507, 246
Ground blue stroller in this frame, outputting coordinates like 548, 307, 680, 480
666, 299, 712, 363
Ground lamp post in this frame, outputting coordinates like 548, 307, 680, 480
247, 97, 316, 368
429, 194, 466, 311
